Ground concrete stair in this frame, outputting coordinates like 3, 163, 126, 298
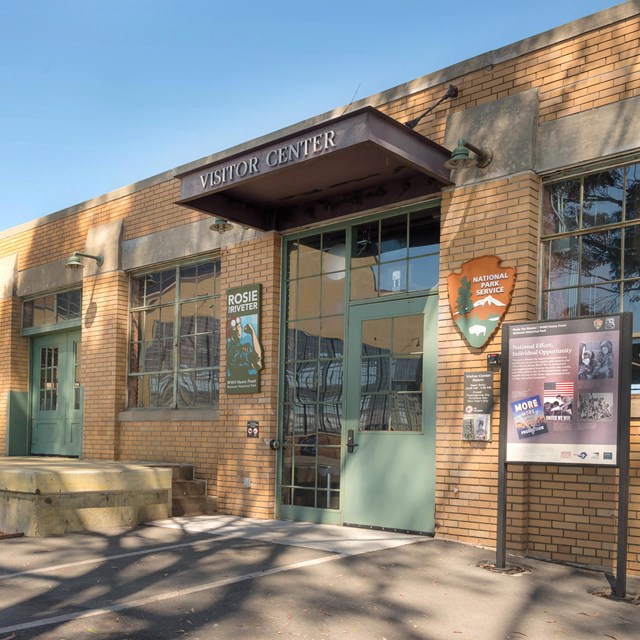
150, 463, 213, 517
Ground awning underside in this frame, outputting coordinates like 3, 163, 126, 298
177, 107, 452, 232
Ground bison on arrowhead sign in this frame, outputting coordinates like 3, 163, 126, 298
447, 255, 516, 348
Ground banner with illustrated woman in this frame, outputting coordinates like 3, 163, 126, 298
226, 284, 264, 394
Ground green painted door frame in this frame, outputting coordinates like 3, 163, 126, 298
342, 295, 437, 533
30, 330, 82, 457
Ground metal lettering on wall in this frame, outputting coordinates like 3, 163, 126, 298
186, 129, 338, 197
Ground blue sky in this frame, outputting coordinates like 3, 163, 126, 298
0, 0, 621, 232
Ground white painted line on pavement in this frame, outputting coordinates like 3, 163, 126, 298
0, 553, 346, 635
0, 533, 248, 581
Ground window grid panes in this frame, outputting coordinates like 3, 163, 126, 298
541, 161, 640, 388
359, 316, 423, 432
39, 347, 59, 411
350, 210, 439, 300
281, 207, 439, 510
128, 259, 221, 408
23, 289, 82, 329
283, 230, 345, 510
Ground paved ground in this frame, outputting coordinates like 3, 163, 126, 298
0, 515, 638, 639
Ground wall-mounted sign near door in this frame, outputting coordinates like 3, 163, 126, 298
463, 371, 493, 441
447, 255, 516, 348
226, 284, 264, 394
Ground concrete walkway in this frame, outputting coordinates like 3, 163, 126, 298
0, 515, 638, 639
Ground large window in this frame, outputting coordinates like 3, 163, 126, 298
128, 259, 221, 409
541, 161, 640, 385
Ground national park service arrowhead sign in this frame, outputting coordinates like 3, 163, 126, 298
447, 255, 516, 348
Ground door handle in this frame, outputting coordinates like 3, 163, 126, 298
347, 429, 359, 453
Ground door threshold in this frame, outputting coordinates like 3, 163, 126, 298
343, 522, 434, 537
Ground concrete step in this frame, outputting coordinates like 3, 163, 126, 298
172, 495, 208, 517
125, 461, 197, 481
156, 463, 196, 481
173, 478, 207, 498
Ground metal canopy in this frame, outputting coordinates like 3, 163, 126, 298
177, 106, 453, 232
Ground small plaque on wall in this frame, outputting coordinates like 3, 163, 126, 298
246, 420, 259, 438
463, 371, 494, 441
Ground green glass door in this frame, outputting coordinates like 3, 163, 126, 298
343, 296, 437, 533
30, 330, 82, 456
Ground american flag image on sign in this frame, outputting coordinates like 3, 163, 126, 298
543, 381, 574, 401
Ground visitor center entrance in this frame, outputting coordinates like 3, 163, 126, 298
277, 204, 439, 533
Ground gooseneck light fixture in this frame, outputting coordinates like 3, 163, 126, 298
444, 139, 493, 170
210, 218, 233, 234
66, 251, 104, 270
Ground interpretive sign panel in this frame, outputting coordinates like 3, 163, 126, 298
503, 314, 631, 466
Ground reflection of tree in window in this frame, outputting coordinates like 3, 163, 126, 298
128, 259, 220, 409
542, 162, 640, 389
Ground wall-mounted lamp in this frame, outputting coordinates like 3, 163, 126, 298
66, 251, 104, 270
210, 218, 233, 234
444, 139, 493, 170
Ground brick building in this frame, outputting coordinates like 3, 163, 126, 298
1, 2, 639, 574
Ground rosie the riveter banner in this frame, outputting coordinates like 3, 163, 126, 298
503, 314, 631, 466
226, 284, 264, 394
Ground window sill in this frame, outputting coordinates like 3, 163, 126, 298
118, 408, 219, 422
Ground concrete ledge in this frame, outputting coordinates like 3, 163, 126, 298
0, 458, 172, 536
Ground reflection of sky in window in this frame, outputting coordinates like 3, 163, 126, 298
544, 180, 580, 234
580, 230, 621, 284
547, 238, 579, 289
579, 284, 620, 316
623, 284, 640, 333
583, 170, 624, 227
627, 164, 640, 220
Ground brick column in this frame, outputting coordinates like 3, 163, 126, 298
81, 271, 129, 460
216, 232, 282, 518
0, 296, 29, 453
436, 173, 541, 551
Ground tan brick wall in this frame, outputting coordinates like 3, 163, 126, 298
215, 233, 281, 517
115, 233, 282, 518
82, 270, 129, 460
388, 14, 640, 142
0, 297, 29, 452
436, 173, 540, 547
0, 180, 209, 274
437, 171, 640, 575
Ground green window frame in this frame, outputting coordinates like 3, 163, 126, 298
280, 204, 439, 510
540, 160, 640, 388
128, 257, 222, 409
23, 289, 82, 332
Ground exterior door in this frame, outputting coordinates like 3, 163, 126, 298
30, 330, 83, 456
343, 296, 437, 533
